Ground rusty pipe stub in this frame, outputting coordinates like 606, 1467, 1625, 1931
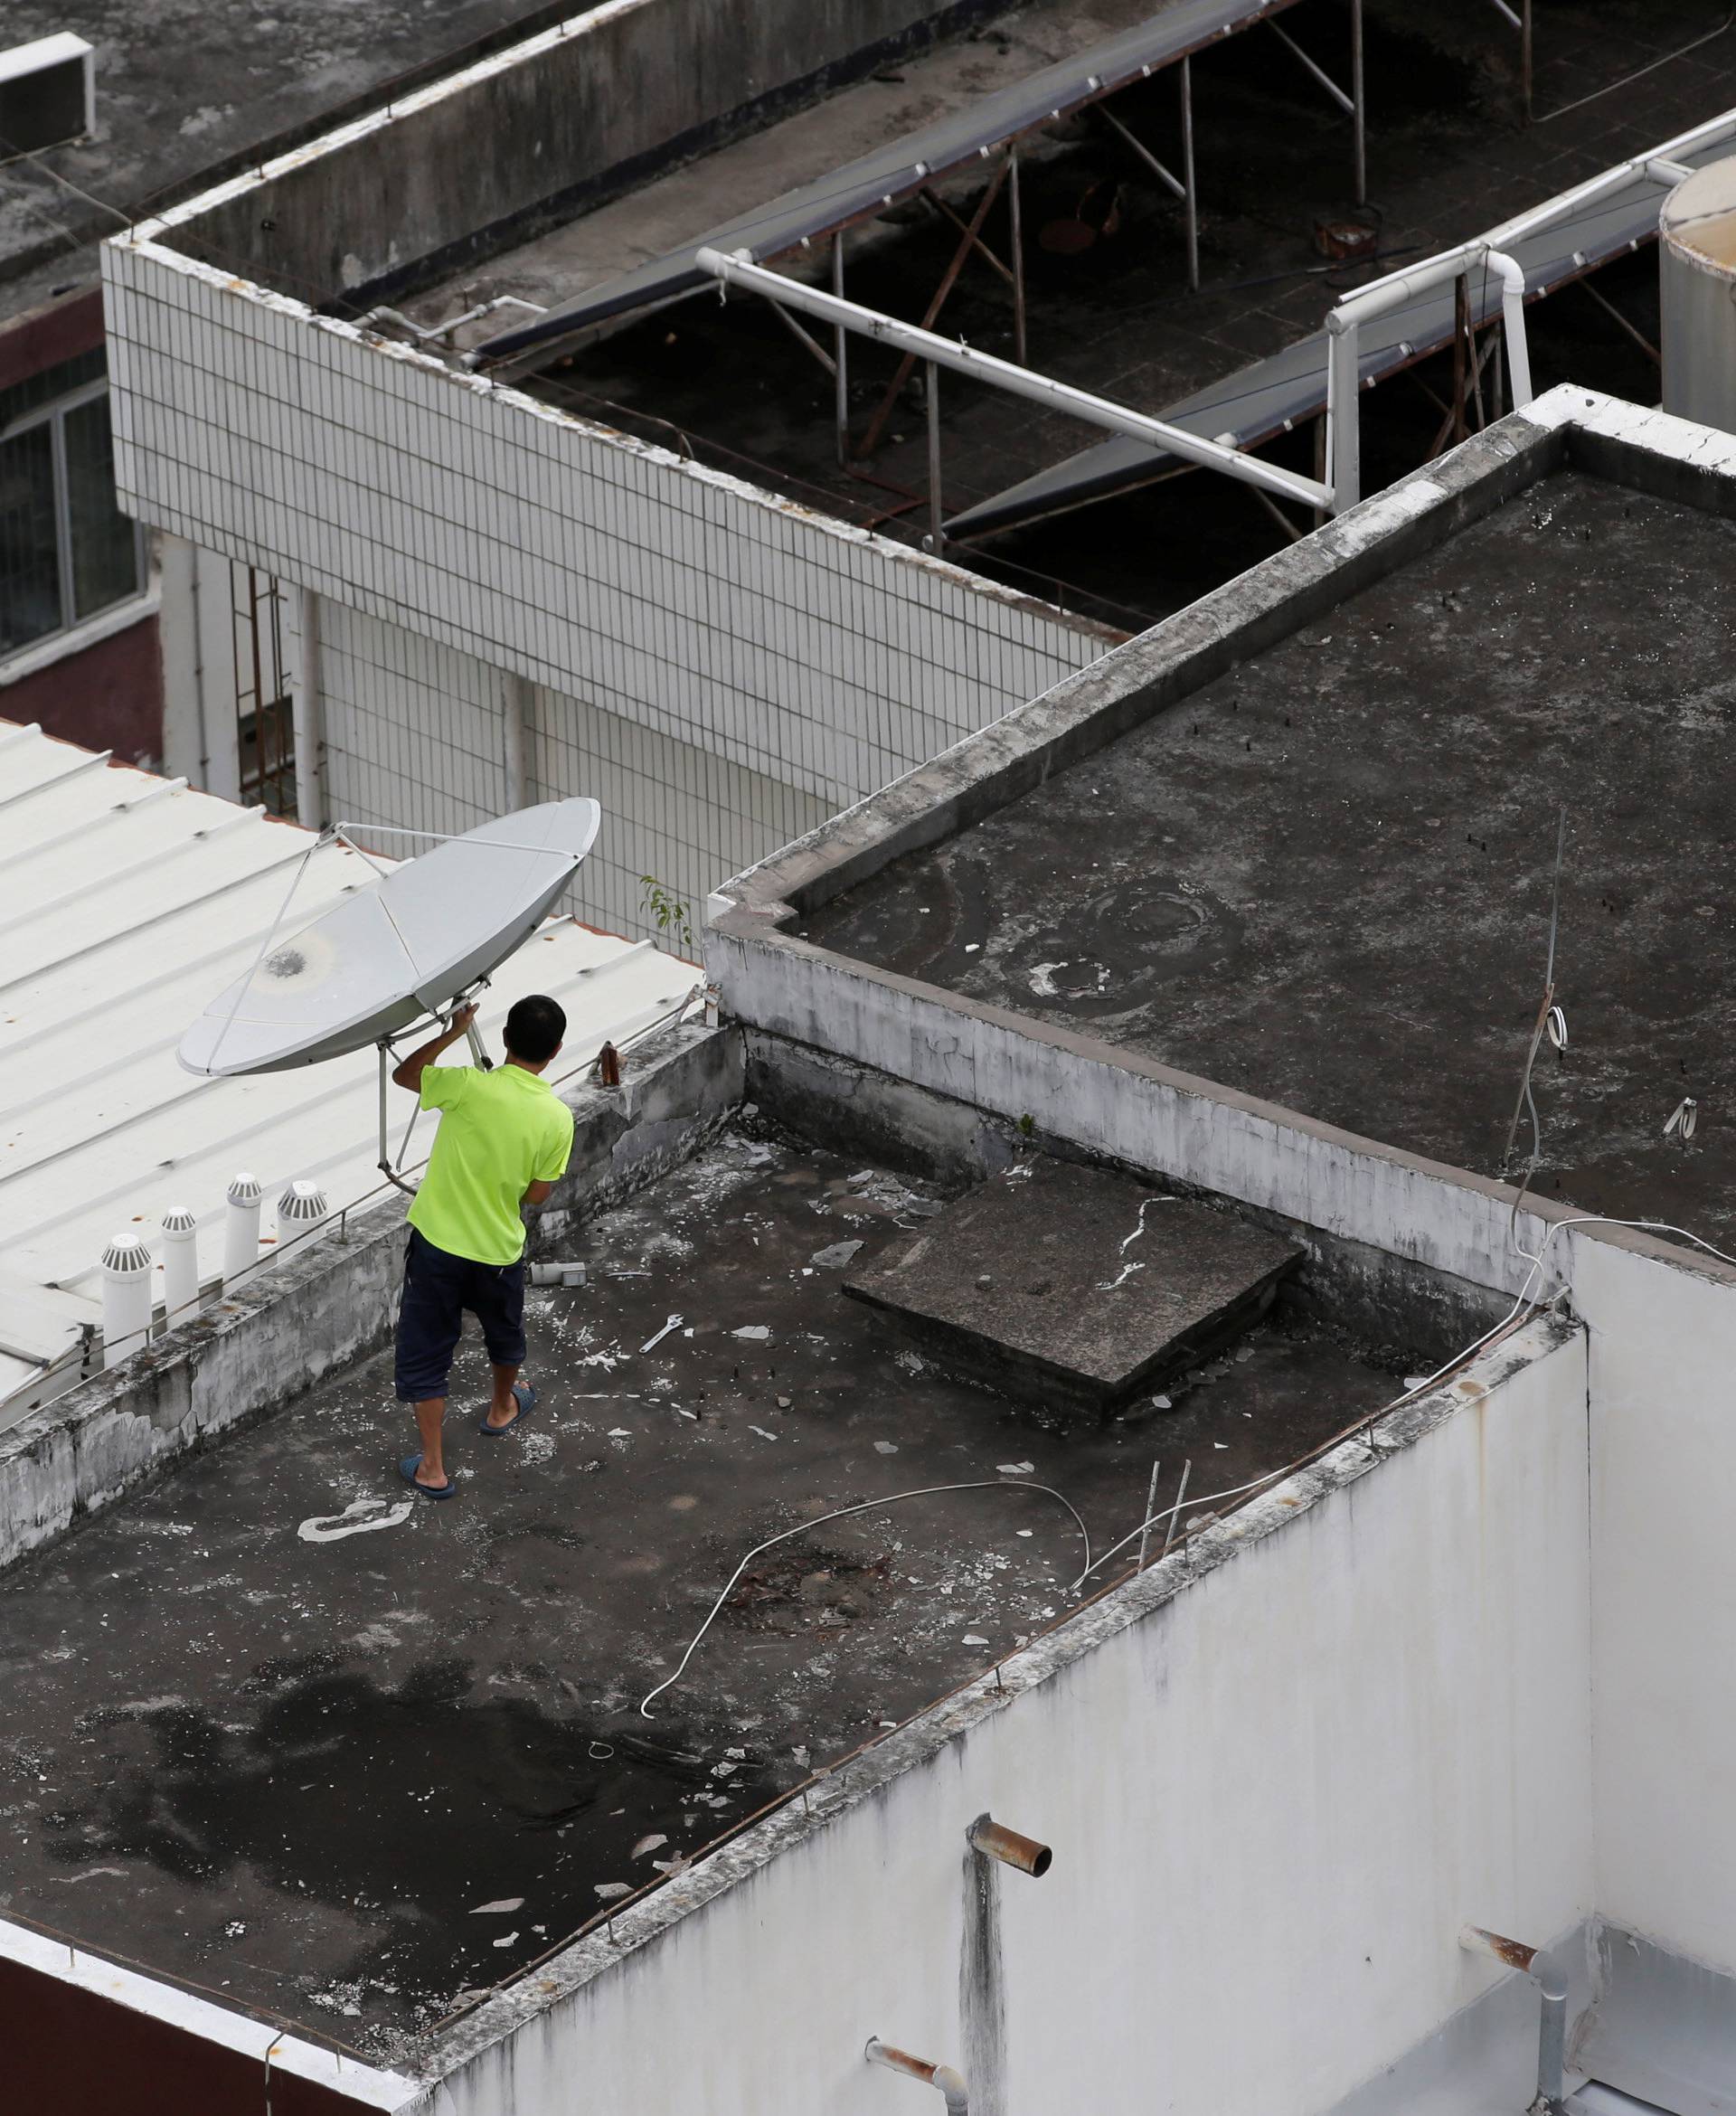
1460, 1924, 1538, 1975
865, 2038, 969, 2115
967, 1812, 1052, 1877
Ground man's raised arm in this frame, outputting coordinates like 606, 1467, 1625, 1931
392, 1003, 477, 1093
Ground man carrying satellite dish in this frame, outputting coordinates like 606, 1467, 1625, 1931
390, 994, 575, 1498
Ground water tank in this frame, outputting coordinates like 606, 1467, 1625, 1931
1661, 156, 1736, 431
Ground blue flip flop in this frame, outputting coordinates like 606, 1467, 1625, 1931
478, 1381, 536, 1438
399, 1452, 457, 1499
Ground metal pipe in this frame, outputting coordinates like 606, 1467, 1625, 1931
1137, 1459, 1163, 1569
865, 2038, 968, 2116
223, 1173, 263, 1284
696, 249, 1329, 510
1325, 307, 1362, 510
1352, 0, 1366, 204
832, 231, 850, 464
1522, 0, 1533, 124
160, 1205, 200, 1327
1180, 56, 1199, 292
100, 1233, 154, 1367
1097, 103, 1185, 199
1269, 21, 1354, 114
1008, 146, 1027, 365
293, 587, 326, 829
1458, 1927, 1569, 2116
967, 1814, 1052, 1876
926, 361, 943, 546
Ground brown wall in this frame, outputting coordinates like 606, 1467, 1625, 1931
0, 287, 104, 392
0, 1951, 368, 2116
0, 610, 165, 766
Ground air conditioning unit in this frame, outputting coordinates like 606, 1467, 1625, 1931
0, 33, 95, 156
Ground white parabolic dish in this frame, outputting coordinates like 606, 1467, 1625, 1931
177, 799, 603, 1077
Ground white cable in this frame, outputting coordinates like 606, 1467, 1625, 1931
639, 1480, 1092, 1716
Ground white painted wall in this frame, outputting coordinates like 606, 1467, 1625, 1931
1576, 1235, 1736, 1981
416, 1320, 1590, 2116
99, 231, 1107, 897
316, 600, 829, 938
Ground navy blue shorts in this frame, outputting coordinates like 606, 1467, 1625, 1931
394, 1228, 526, 1402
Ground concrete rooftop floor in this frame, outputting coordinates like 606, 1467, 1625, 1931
805, 469, 1736, 1241
0, 1120, 1395, 2061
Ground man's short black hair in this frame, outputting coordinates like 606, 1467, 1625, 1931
505, 994, 566, 1064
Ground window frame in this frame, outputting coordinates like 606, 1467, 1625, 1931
0, 373, 148, 662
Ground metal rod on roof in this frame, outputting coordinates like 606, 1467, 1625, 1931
1353, 0, 1367, 203
696, 250, 1331, 510
1097, 103, 1185, 201
1137, 1459, 1162, 1569
854, 156, 1009, 459
1268, 20, 1354, 115
833, 231, 850, 464
920, 185, 1015, 288
1522, 0, 1533, 123
1162, 1459, 1193, 1558
767, 297, 838, 378
1009, 146, 1027, 366
925, 362, 943, 546
1181, 56, 1198, 292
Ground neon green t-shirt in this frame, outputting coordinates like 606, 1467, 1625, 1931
407, 1063, 574, 1265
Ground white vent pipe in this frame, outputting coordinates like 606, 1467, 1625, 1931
100, 1232, 155, 1367
278, 1180, 329, 1244
160, 1205, 200, 1327
224, 1173, 263, 1285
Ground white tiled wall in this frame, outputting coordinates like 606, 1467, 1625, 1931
103, 231, 1108, 817
319, 599, 830, 940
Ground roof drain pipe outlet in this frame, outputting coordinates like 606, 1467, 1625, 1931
223, 1174, 263, 1287
100, 1233, 155, 1367
1458, 1926, 1569, 2116
864, 2038, 968, 2116
967, 1815, 1053, 1877
159, 1206, 200, 1328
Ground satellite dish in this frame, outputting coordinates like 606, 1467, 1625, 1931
177, 799, 601, 1078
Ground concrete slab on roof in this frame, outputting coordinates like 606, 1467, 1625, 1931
0, 719, 698, 1422
844, 1158, 1301, 1413
794, 421, 1736, 1242
0, 1119, 1398, 2059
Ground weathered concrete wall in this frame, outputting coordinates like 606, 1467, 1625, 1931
0, 1022, 740, 1574
175, 0, 997, 303
410, 1317, 1590, 2116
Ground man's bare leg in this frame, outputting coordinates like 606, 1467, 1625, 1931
482, 1362, 523, 1431
413, 1397, 449, 1487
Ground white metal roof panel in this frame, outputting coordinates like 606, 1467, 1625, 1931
0, 720, 699, 1422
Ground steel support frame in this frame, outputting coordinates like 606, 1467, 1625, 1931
1267, 0, 1364, 204
697, 245, 1331, 511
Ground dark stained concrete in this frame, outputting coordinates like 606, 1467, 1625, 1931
846, 1157, 1301, 1412
804, 471, 1736, 1242
0, 1122, 1395, 2059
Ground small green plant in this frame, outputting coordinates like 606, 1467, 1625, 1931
640, 874, 695, 955
1017, 1113, 1036, 1139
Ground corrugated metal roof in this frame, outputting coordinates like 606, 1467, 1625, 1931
0, 720, 700, 1422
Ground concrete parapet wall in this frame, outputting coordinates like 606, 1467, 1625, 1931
412, 1315, 1590, 2115
175, 0, 998, 305
0, 1022, 740, 1577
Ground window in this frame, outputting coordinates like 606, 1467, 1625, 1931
0, 349, 145, 659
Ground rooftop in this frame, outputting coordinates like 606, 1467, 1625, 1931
0, 720, 697, 1422
803, 461, 1736, 1238
0, 0, 564, 324
0, 1116, 1402, 2059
